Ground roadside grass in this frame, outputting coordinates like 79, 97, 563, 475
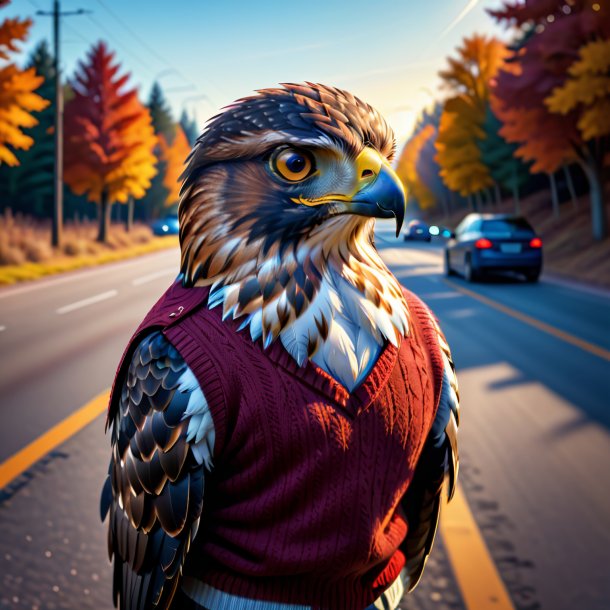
0, 210, 178, 285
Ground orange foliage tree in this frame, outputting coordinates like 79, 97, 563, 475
0, 1, 49, 166
64, 41, 157, 243
435, 35, 511, 202
158, 125, 190, 208
395, 124, 436, 210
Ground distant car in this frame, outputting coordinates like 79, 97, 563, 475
151, 214, 180, 236
403, 219, 431, 242
444, 213, 543, 282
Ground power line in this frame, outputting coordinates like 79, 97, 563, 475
62, 20, 91, 46
85, 13, 158, 79
93, 0, 221, 104
95, 0, 176, 72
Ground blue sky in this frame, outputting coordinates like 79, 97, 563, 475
9, 0, 509, 148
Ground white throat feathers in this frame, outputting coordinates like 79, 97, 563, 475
205, 218, 410, 391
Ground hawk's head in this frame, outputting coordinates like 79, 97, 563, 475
178, 83, 408, 353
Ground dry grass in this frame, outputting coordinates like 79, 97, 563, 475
423, 190, 610, 290
0, 209, 178, 285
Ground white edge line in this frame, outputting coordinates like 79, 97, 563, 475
0, 248, 178, 301
132, 267, 177, 286
56, 290, 118, 315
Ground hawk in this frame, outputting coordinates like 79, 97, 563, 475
101, 83, 459, 610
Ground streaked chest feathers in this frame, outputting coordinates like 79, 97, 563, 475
206, 219, 409, 391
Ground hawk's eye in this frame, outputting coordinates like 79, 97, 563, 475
272, 148, 314, 182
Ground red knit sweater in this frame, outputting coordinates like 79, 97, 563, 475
110, 282, 443, 610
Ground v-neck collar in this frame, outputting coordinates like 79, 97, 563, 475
262, 336, 402, 418
160, 281, 404, 417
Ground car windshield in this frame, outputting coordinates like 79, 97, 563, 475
481, 218, 534, 237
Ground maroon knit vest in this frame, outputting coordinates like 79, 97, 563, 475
108, 280, 444, 610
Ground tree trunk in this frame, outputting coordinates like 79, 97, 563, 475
467, 193, 473, 211
475, 191, 483, 211
511, 162, 520, 215
580, 155, 608, 241
493, 182, 502, 207
441, 191, 451, 220
483, 188, 493, 208
126, 197, 134, 232
562, 165, 579, 210
512, 182, 520, 215
98, 190, 112, 243
548, 172, 559, 219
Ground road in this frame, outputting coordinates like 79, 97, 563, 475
1, 227, 609, 610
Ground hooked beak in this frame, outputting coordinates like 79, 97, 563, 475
345, 148, 406, 237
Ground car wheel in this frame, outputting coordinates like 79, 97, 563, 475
525, 268, 541, 283
464, 255, 479, 282
444, 251, 455, 276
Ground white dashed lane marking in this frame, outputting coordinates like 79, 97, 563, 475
131, 267, 177, 286
56, 290, 118, 315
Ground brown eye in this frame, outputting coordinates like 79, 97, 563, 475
273, 148, 314, 182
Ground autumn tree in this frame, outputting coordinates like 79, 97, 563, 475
416, 107, 456, 218
435, 35, 511, 205
545, 37, 610, 233
0, 2, 49, 167
158, 124, 190, 209
64, 41, 157, 243
490, 0, 610, 240
0, 40, 55, 215
396, 124, 436, 210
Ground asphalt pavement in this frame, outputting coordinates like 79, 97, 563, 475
1, 226, 609, 610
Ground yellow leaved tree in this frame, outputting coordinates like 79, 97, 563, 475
435, 35, 510, 202
395, 124, 436, 209
545, 39, 610, 143
158, 125, 191, 208
0, 2, 49, 166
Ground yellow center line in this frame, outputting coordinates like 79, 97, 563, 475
443, 279, 610, 362
0, 390, 110, 489
1, 385, 516, 610
441, 483, 515, 610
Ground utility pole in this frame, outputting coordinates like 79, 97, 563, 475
37, 2, 89, 248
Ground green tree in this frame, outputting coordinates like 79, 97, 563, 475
147, 81, 175, 143
478, 106, 531, 214
141, 82, 175, 219
179, 108, 198, 146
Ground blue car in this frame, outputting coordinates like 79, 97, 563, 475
151, 214, 180, 236
444, 213, 543, 282
403, 219, 431, 242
